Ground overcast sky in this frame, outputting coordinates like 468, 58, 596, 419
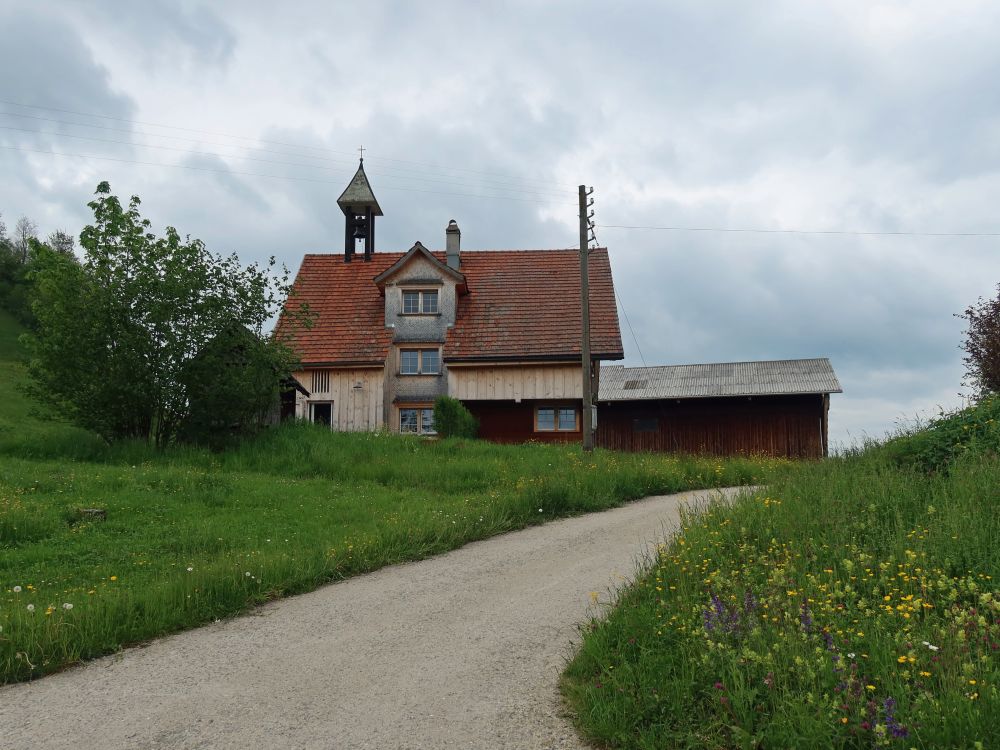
2, 0, 998, 447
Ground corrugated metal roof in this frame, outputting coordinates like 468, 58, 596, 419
599, 358, 842, 401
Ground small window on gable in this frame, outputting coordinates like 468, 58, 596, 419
402, 290, 438, 315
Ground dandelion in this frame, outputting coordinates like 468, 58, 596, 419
62, 603, 73, 610
245, 572, 251, 577
12, 585, 21, 593
109, 576, 117, 581
26, 604, 35, 612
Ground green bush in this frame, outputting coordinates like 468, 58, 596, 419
881, 395, 1000, 473
432, 396, 478, 439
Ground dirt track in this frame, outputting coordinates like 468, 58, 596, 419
0, 487, 739, 750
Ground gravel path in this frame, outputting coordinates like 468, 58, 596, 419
1, 487, 740, 750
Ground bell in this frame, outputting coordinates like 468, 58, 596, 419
352, 223, 367, 240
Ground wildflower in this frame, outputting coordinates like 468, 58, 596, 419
847, 653, 856, 659
897, 656, 908, 663
110, 576, 117, 581
866, 685, 876, 691
714, 681, 725, 691
26, 604, 35, 612
538, 508, 543, 513
245, 572, 251, 577
919, 671, 931, 677
62, 603, 73, 610
12, 585, 21, 593
187, 567, 193, 572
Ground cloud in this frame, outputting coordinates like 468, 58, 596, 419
2, 1, 999, 447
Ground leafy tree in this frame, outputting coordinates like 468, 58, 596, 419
23, 182, 302, 447
13, 215, 38, 263
959, 283, 1000, 397
432, 395, 478, 438
46, 230, 75, 256
0, 217, 42, 325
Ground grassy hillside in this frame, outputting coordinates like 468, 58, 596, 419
0, 310, 778, 683
563, 399, 1000, 748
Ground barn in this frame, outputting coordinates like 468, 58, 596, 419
595, 358, 842, 458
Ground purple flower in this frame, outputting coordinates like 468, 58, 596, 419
883, 696, 908, 739
799, 602, 813, 633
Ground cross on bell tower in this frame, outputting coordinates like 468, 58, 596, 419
336, 154, 383, 262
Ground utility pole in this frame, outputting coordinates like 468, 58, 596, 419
579, 185, 594, 452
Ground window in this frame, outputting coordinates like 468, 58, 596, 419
309, 401, 333, 428
633, 417, 659, 433
399, 407, 436, 435
311, 370, 330, 393
400, 348, 440, 375
535, 406, 579, 432
402, 289, 438, 314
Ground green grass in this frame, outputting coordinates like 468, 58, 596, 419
0, 309, 778, 684
562, 399, 1000, 749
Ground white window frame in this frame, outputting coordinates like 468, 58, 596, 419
401, 289, 439, 315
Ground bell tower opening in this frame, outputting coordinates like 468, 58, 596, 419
336, 154, 384, 262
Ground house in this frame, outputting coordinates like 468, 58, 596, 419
595, 358, 842, 457
276, 160, 624, 442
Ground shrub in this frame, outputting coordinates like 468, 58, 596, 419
432, 396, 478, 439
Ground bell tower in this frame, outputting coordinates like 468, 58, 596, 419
336, 155, 383, 262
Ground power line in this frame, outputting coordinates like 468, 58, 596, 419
614, 288, 646, 366
0, 99, 578, 193
0, 144, 576, 207
598, 223, 1000, 238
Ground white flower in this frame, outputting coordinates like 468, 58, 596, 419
186, 567, 193, 572
847, 653, 856, 659
26, 604, 35, 612
922, 641, 940, 651
62, 603, 73, 610
538, 508, 543, 513
12, 585, 21, 593
245, 572, 251, 577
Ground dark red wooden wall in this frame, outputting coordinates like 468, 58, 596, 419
463, 400, 582, 444
595, 394, 826, 458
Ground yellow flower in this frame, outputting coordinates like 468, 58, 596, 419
110, 576, 118, 581
897, 656, 908, 663
920, 671, 931, 677
840, 717, 848, 724
866, 684, 876, 691
969, 679, 977, 685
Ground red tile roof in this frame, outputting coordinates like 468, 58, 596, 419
277, 249, 624, 366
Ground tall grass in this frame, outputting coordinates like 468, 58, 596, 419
563, 400, 1000, 749
0, 309, 780, 683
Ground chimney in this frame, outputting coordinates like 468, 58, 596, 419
446, 219, 461, 270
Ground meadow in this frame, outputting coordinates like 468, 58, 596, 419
563, 397, 1000, 748
0, 310, 777, 683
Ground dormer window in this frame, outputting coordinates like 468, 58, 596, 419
402, 289, 438, 315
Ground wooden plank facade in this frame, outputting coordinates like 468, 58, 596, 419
595, 394, 829, 458
463, 400, 582, 444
